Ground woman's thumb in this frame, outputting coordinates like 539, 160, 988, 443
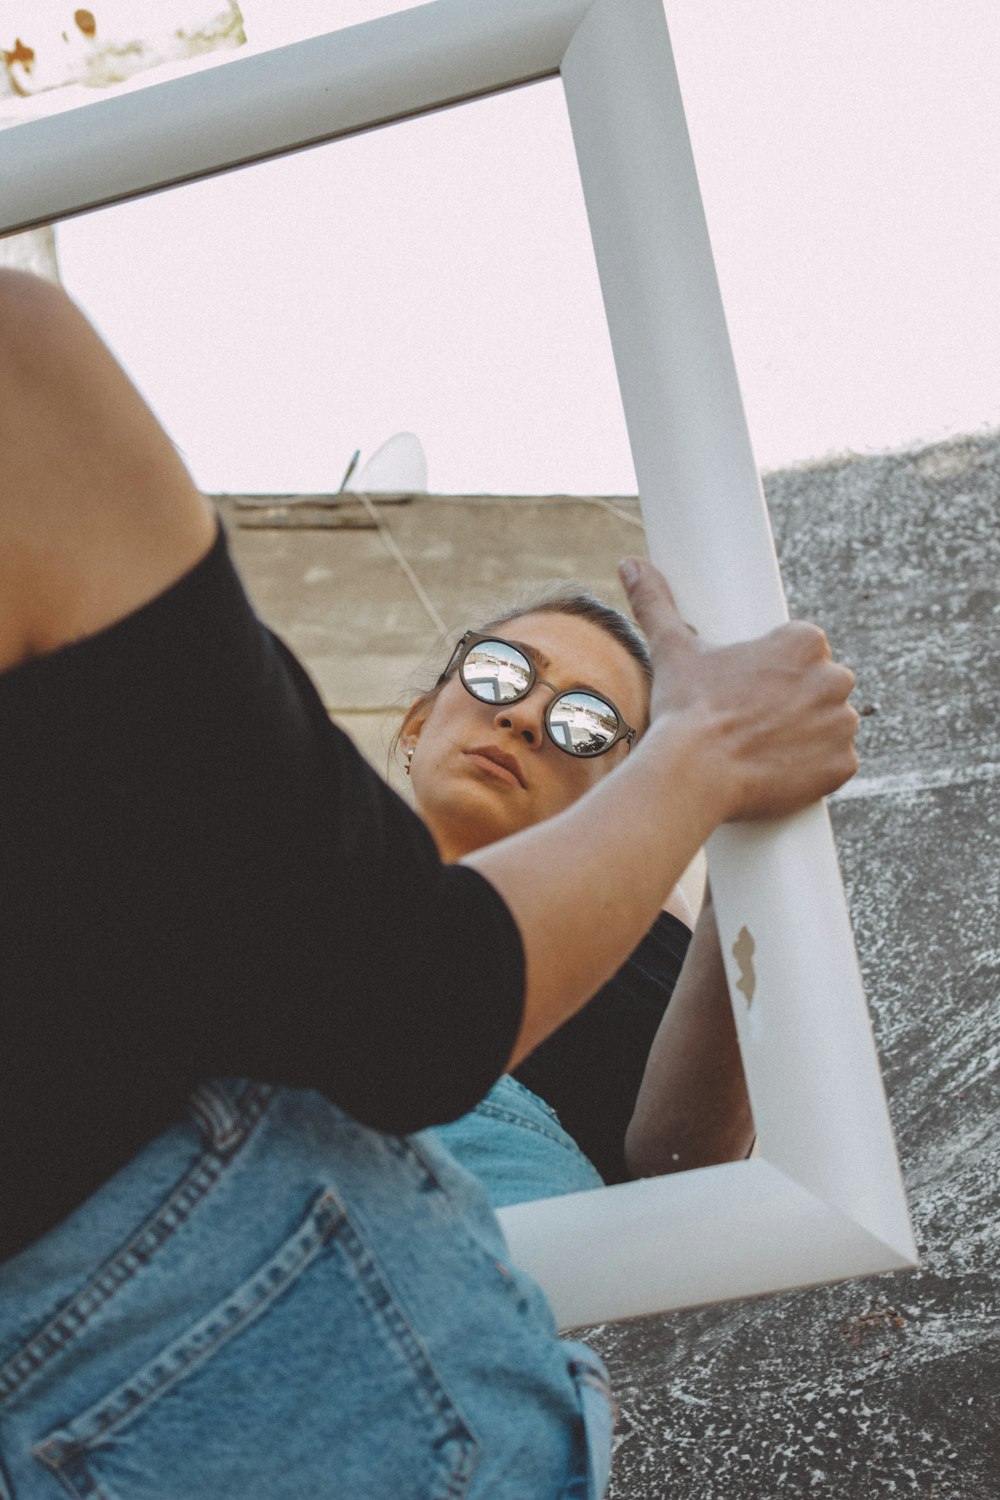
618, 557, 690, 649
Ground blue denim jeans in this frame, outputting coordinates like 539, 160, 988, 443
433, 1075, 606, 1209
0, 1082, 612, 1499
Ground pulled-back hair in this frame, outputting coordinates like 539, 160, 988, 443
462, 585, 651, 684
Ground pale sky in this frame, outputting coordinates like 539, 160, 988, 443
51, 0, 1000, 496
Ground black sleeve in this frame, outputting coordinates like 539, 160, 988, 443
188, 633, 528, 1134
1, 524, 525, 1145
513, 910, 692, 1184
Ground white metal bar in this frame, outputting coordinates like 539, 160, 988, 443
0, 0, 591, 238
561, 0, 783, 642
561, 0, 915, 1259
713, 805, 915, 1253
500, 1160, 910, 1331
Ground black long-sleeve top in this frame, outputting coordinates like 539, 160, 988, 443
0, 526, 525, 1262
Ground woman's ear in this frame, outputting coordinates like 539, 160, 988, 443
399, 694, 432, 756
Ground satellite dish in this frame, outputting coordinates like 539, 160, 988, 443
342, 432, 428, 494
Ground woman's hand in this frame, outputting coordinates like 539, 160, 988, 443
473, 557, 860, 1066
619, 557, 859, 823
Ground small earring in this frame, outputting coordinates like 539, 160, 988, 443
404, 747, 414, 776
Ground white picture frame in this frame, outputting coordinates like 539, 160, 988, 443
0, 0, 917, 1330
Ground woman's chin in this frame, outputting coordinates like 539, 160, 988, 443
416, 786, 529, 859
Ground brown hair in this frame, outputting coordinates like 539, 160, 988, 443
395, 585, 651, 767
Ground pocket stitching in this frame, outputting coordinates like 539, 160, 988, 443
0, 1083, 274, 1403
469, 1101, 596, 1161
33, 1187, 345, 1468
33, 1185, 479, 1500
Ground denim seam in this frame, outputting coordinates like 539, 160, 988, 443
324, 1135, 481, 1497
332, 1212, 479, 1500
571, 1369, 612, 1397
471, 1103, 595, 1160
32, 1184, 478, 1500
31, 1187, 346, 1473
565, 1357, 612, 1392
0, 1082, 274, 1404
187, 1079, 249, 1152
499, 1076, 564, 1123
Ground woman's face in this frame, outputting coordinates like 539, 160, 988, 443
404, 610, 650, 861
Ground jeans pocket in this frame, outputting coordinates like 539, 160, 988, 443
32, 1186, 478, 1500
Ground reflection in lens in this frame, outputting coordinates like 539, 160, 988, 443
462, 640, 533, 703
548, 692, 618, 755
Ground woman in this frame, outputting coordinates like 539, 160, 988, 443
396, 593, 752, 1208
0, 269, 859, 1499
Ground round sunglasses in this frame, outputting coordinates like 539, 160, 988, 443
445, 631, 637, 758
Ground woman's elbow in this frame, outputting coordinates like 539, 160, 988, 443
623, 1115, 681, 1179
624, 1110, 755, 1179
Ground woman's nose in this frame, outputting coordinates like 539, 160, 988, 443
494, 690, 547, 747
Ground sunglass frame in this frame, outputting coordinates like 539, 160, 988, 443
449, 630, 636, 757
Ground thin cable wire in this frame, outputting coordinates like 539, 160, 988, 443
356, 491, 450, 641
356, 490, 641, 639
580, 495, 646, 527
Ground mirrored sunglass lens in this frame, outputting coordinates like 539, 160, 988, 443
462, 640, 532, 703
547, 692, 619, 755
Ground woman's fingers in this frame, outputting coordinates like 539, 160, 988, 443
825, 659, 858, 702
725, 654, 860, 817
619, 555, 860, 819
618, 556, 699, 660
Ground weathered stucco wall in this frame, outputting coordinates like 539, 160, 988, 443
217, 489, 651, 790
215, 430, 997, 1498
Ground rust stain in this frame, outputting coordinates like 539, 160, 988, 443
3, 38, 35, 69
75, 10, 98, 38
731, 925, 756, 1005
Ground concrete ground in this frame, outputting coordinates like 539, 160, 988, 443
215, 429, 998, 1499
589, 435, 999, 1500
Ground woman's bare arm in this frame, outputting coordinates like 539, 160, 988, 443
0, 270, 215, 673
625, 886, 754, 1177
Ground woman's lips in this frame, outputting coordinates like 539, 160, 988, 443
464, 746, 527, 788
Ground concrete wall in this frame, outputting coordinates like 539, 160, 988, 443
215, 430, 998, 1497
218, 489, 648, 780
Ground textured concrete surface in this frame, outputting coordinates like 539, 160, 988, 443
215, 429, 997, 1499
588, 435, 999, 1499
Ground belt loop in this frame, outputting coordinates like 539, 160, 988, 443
188, 1080, 273, 1154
